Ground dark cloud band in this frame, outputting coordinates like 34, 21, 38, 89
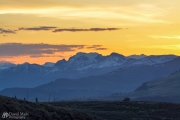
53, 28, 121, 32
86, 45, 108, 50
0, 43, 85, 56
0, 27, 123, 35
18, 26, 58, 31
0, 43, 107, 57
0, 28, 16, 34
0, 26, 122, 34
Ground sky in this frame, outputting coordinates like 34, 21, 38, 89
0, 0, 180, 64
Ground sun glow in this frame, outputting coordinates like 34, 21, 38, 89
0, 0, 180, 64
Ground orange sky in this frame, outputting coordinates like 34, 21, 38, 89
0, 0, 180, 64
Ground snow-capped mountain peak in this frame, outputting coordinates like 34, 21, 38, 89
68, 52, 101, 64
21, 62, 30, 65
43, 62, 55, 67
108, 52, 125, 61
127, 54, 147, 59
0, 62, 16, 70
0, 52, 179, 90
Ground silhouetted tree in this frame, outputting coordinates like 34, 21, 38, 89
27, 91, 28, 101
123, 98, 130, 102
54, 96, 58, 102
15, 96, 17, 99
35, 97, 38, 103
24, 98, 26, 101
48, 93, 50, 102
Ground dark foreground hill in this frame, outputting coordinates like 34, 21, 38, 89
49, 101, 180, 120
1, 95, 180, 120
132, 70, 180, 102
0, 95, 101, 120
135, 70, 180, 95
99, 70, 180, 103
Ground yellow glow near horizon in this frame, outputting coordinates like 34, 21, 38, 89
0, 0, 180, 64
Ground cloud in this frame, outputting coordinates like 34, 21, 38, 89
18, 26, 58, 31
0, 43, 107, 57
138, 44, 180, 50
0, 28, 16, 34
29, 55, 64, 58
1, 0, 179, 9
0, 6, 170, 24
150, 35, 180, 39
152, 45, 180, 50
86, 45, 108, 50
94, 48, 107, 50
52, 28, 121, 32
0, 43, 86, 57
0, 27, 122, 35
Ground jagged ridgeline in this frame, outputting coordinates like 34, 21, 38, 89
0, 52, 178, 90
0, 53, 180, 101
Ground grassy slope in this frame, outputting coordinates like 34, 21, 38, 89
49, 101, 180, 120
0, 95, 102, 120
1, 95, 180, 120
99, 71, 180, 102
135, 71, 180, 96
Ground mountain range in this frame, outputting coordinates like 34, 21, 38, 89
0, 52, 178, 90
1, 55, 180, 101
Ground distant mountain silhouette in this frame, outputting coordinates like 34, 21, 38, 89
1, 57, 180, 101
0, 52, 178, 90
